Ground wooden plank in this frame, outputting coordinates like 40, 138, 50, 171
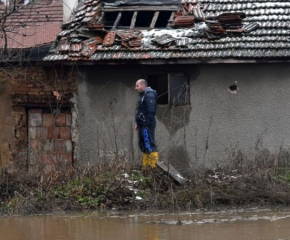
103, 6, 178, 12
112, 12, 122, 30
130, 11, 138, 29
156, 161, 188, 185
167, 11, 175, 28
97, 12, 105, 24
150, 11, 160, 29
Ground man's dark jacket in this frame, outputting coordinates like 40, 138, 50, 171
136, 87, 157, 128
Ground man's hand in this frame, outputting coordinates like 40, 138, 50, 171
135, 124, 139, 131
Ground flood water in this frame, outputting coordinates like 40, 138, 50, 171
1, 208, 290, 240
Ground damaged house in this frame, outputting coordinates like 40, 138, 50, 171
2, 0, 290, 173
45, 0, 290, 172
0, 0, 79, 172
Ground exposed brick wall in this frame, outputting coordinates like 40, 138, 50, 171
10, 66, 77, 106
0, 65, 78, 171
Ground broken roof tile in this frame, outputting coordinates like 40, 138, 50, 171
44, 0, 290, 61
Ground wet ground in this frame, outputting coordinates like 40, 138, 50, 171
1, 208, 290, 240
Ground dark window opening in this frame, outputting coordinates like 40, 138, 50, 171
104, 12, 119, 29
135, 11, 155, 28
169, 73, 189, 105
118, 11, 134, 29
148, 74, 168, 105
155, 11, 172, 28
148, 73, 189, 105
102, 10, 173, 29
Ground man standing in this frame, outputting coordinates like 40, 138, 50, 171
135, 79, 159, 169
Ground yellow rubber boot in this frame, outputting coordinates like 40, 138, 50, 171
147, 151, 159, 168
142, 153, 149, 169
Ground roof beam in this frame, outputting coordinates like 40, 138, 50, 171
150, 11, 160, 29
102, 6, 178, 12
167, 11, 175, 28
97, 12, 105, 24
130, 11, 138, 29
112, 12, 122, 30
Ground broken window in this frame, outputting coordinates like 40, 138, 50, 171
104, 12, 119, 29
135, 11, 155, 28
118, 11, 134, 29
155, 11, 172, 28
103, 10, 173, 30
148, 74, 168, 105
148, 73, 189, 105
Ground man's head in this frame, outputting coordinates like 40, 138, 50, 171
135, 79, 147, 93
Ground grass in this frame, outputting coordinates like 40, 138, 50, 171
2, 148, 290, 215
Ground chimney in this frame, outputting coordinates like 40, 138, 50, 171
63, 0, 78, 22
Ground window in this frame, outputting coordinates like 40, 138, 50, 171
155, 11, 173, 28
135, 11, 155, 28
104, 12, 119, 29
118, 11, 134, 28
148, 73, 189, 105
103, 10, 174, 30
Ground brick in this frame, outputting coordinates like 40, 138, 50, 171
43, 139, 55, 152
30, 88, 43, 92
15, 91, 28, 94
29, 139, 43, 151
60, 127, 71, 139
13, 106, 25, 114
29, 127, 47, 139
55, 113, 66, 127
15, 87, 30, 92
29, 127, 37, 139
35, 83, 44, 88
29, 152, 41, 165
55, 140, 72, 153
15, 128, 27, 140
55, 139, 65, 153
15, 125, 23, 130
65, 140, 73, 152
29, 110, 42, 127
36, 153, 56, 170
43, 114, 55, 127
20, 115, 27, 124
66, 114, 72, 126
47, 127, 60, 139
59, 153, 72, 163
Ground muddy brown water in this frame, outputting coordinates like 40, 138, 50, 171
1, 208, 290, 240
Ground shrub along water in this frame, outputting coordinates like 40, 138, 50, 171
1, 148, 290, 215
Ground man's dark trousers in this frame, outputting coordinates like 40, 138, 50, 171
138, 126, 157, 153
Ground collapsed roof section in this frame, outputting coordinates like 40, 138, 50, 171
102, 0, 180, 6
44, 0, 290, 62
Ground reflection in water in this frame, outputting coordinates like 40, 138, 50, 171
1, 209, 290, 240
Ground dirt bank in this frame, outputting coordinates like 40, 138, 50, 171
1, 153, 290, 215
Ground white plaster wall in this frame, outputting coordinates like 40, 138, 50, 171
77, 63, 290, 170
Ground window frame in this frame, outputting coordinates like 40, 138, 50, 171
147, 73, 190, 106
102, 9, 176, 30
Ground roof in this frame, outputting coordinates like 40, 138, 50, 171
44, 0, 290, 62
0, 0, 63, 49
102, 0, 180, 6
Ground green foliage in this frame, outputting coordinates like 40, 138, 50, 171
131, 171, 152, 189
51, 177, 100, 208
